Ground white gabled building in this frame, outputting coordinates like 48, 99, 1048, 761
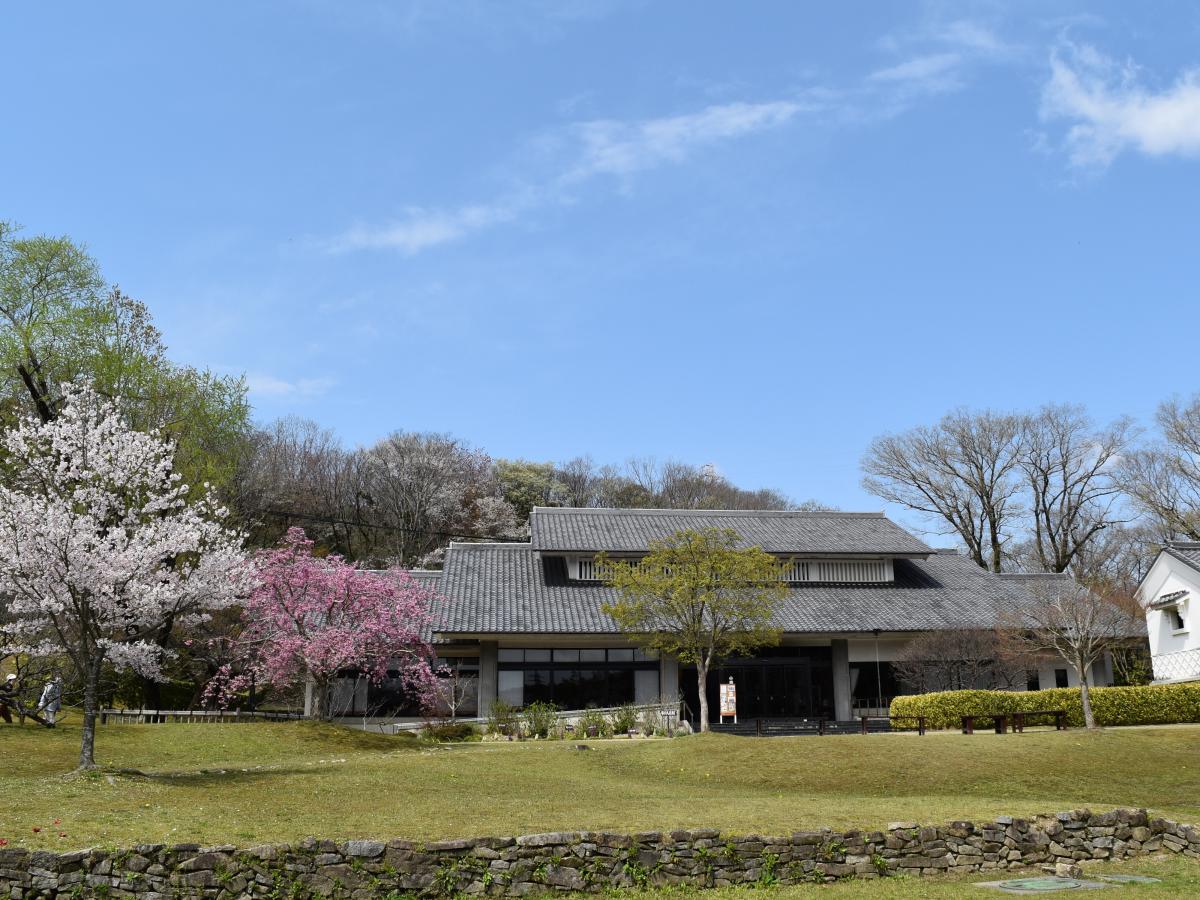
1137, 541, 1200, 684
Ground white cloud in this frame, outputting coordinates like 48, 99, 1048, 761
869, 52, 962, 84
933, 21, 1011, 57
247, 374, 336, 399
565, 100, 806, 181
327, 23, 1021, 256
1042, 43, 1200, 167
328, 202, 521, 254
330, 99, 806, 254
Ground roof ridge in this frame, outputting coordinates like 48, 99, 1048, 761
997, 572, 1073, 580
448, 541, 534, 549
530, 506, 884, 518
1167, 540, 1200, 549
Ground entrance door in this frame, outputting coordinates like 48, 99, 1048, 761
682, 647, 835, 724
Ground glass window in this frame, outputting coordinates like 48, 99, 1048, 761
608, 648, 634, 661
498, 649, 524, 663
524, 649, 552, 662
1054, 668, 1070, 688
607, 668, 635, 703
574, 669, 617, 707
553, 649, 580, 662
435, 656, 479, 672
579, 649, 606, 662
498, 670, 523, 706
524, 669, 553, 704
552, 669, 582, 709
634, 669, 660, 704
849, 662, 900, 705
634, 648, 659, 661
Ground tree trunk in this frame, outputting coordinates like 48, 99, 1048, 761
142, 676, 162, 709
78, 654, 104, 770
1079, 661, 1096, 730
315, 677, 332, 721
696, 659, 709, 733
16, 359, 55, 424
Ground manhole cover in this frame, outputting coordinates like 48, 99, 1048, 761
998, 877, 1088, 892
1095, 875, 1161, 884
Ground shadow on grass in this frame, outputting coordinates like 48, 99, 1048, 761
103, 765, 331, 786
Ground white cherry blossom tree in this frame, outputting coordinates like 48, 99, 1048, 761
0, 383, 247, 769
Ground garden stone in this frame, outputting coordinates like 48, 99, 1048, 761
345, 840, 385, 857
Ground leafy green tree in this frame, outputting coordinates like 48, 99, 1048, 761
496, 459, 565, 521
0, 221, 251, 497
599, 528, 788, 731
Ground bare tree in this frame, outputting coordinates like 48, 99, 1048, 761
363, 431, 520, 564
432, 663, 478, 720
1018, 405, 1135, 573
1119, 394, 1200, 540
998, 580, 1142, 729
557, 455, 601, 507
892, 629, 1026, 694
233, 417, 363, 554
862, 409, 1025, 572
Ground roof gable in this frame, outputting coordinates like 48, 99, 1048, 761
1138, 542, 1200, 601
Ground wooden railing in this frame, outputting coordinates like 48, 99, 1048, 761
100, 708, 304, 724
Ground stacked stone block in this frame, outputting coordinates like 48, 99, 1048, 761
1, 808, 1196, 898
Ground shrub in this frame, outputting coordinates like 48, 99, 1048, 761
610, 703, 639, 735
422, 721, 479, 742
890, 683, 1200, 730
577, 707, 612, 737
522, 700, 559, 739
639, 705, 663, 735
486, 700, 519, 735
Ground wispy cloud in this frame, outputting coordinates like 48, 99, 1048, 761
328, 99, 808, 254
564, 100, 806, 180
328, 202, 524, 254
328, 20, 1018, 256
868, 52, 963, 90
866, 19, 1016, 111
1041, 43, 1200, 167
247, 374, 336, 399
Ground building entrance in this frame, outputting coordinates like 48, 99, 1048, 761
683, 647, 835, 723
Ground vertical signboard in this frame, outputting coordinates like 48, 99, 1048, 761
719, 676, 737, 724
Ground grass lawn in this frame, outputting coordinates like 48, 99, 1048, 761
614, 855, 1200, 897
1, 719, 1198, 855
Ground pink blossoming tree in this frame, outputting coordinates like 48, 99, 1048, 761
212, 528, 438, 719
0, 384, 248, 769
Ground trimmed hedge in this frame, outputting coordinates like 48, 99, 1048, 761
889, 682, 1200, 730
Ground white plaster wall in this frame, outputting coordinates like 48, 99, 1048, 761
847, 638, 910, 662
1138, 558, 1199, 658
1032, 656, 1112, 690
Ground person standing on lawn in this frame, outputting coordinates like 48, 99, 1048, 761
0, 674, 16, 723
38, 676, 62, 728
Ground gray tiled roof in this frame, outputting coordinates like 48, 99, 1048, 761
1164, 542, 1200, 576
431, 543, 1062, 636
529, 507, 933, 555
406, 569, 444, 589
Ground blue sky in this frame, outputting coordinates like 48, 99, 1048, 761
4, 1, 1200, 521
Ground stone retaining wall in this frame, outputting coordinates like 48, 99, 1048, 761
1, 808, 1197, 898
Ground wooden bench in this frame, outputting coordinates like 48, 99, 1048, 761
961, 710, 1067, 734
961, 713, 1009, 735
1011, 709, 1067, 732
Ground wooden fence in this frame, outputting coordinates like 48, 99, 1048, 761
99, 708, 304, 724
